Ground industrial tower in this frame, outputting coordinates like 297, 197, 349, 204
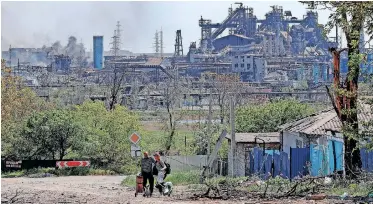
154, 30, 160, 57
110, 21, 122, 57
154, 28, 164, 58
174, 30, 183, 57
160, 27, 164, 58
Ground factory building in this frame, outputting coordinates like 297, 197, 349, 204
231, 54, 265, 82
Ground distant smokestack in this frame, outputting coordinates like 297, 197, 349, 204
93, 36, 104, 69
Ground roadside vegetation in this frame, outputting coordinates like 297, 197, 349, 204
2, 167, 116, 178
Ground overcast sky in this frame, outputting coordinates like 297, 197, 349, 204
1, 1, 335, 53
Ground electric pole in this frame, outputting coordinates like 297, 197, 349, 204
207, 90, 212, 155
230, 96, 236, 177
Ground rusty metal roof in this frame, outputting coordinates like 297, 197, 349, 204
226, 132, 280, 143
280, 103, 373, 135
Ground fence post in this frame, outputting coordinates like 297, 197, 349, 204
290, 147, 292, 181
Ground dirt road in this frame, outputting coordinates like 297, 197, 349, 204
1, 176, 213, 204
1, 176, 345, 204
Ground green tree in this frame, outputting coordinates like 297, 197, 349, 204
301, 1, 373, 176
1, 59, 53, 158
71, 101, 140, 171
20, 109, 79, 160
235, 99, 315, 133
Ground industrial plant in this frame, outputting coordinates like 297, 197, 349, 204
2, 3, 372, 109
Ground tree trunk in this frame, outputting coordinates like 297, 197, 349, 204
344, 41, 362, 177
165, 101, 175, 152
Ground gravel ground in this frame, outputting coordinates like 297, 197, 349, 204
1, 176, 348, 204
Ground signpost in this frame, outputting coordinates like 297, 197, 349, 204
129, 132, 142, 157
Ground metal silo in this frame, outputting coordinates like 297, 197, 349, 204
93, 36, 103, 69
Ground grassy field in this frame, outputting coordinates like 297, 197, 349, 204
139, 123, 198, 155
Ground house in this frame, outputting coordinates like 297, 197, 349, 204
280, 104, 372, 155
279, 104, 372, 175
226, 132, 280, 177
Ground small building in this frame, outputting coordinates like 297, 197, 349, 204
226, 132, 280, 177
231, 54, 265, 82
279, 109, 344, 156
279, 105, 372, 175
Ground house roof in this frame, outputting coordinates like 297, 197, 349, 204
226, 132, 280, 143
280, 103, 373, 135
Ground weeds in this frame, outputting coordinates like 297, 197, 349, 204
2, 167, 116, 178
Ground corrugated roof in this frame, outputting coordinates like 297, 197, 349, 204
226, 132, 280, 143
280, 103, 373, 135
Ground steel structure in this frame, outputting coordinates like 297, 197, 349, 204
174, 30, 184, 57
196, 3, 337, 56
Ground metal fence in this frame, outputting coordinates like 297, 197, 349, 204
361, 149, 373, 172
246, 140, 346, 180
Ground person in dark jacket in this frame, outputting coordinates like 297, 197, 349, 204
141, 152, 155, 196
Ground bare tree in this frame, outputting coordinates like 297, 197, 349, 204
208, 73, 241, 124
108, 68, 125, 110
158, 78, 185, 154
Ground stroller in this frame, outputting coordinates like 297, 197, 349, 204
161, 182, 173, 196
155, 171, 173, 196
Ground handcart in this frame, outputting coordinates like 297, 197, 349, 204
134, 175, 144, 197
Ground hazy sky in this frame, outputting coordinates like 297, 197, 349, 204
1, 1, 334, 53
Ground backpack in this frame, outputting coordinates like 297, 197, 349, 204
164, 162, 171, 175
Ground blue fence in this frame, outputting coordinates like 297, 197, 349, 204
247, 140, 345, 180
291, 148, 310, 179
361, 149, 373, 172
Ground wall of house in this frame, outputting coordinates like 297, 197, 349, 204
282, 131, 304, 156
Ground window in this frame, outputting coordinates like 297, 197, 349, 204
241, 64, 245, 68
247, 56, 250, 58
235, 56, 238, 59
296, 139, 303, 148
241, 56, 245, 59
247, 64, 251, 69
234, 64, 238, 68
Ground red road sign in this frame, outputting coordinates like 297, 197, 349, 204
129, 132, 141, 144
56, 161, 90, 168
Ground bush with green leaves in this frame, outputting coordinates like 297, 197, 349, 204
236, 99, 315, 133
71, 101, 141, 174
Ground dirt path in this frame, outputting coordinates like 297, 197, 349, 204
1, 176, 345, 204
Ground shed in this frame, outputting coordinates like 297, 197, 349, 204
226, 132, 280, 177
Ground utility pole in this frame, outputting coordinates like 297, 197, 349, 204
230, 96, 236, 177
207, 90, 213, 155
